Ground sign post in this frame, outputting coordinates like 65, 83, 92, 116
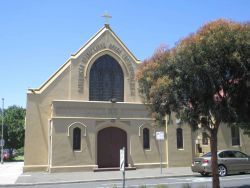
156, 131, 165, 174
1, 98, 4, 164
120, 147, 125, 188
0, 139, 4, 147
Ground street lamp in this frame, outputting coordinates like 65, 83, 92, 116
1, 98, 4, 164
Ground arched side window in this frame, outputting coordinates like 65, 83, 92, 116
176, 128, 183, 149
202, 132, 209, 145
143, 128, 150, 149
73, 127, 81, 151
231, 126, 240, 146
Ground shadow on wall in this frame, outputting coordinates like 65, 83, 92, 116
224, 186, 250, 188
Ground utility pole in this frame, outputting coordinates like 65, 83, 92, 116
1, 98, 4, 164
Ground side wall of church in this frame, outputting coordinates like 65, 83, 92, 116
194, 125, 250, 155
166, 114, 194, 167
50, 118, 97, 171
217, 125, 250, 154
24, 66, 71, 172
192, 123, 250, 159
130, 123, 166, 168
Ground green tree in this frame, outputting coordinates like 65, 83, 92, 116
136, 46, 177, 125
137, 19, 250, 188
0, 106, 25, 155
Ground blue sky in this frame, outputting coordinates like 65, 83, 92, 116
0, 0, 249, 108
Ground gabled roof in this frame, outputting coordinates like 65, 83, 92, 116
71, 24, 140, 63
28, 24, 140, 94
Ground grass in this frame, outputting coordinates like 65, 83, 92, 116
12, 155, 24, 161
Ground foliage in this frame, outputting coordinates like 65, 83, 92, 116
16, 147, 24, 156
12, 155, 24, 161
0, 105, 25, 152
173, 19, 250, 132
137, 19, 250, 188
172, 20, 250, 188
136, 46, 178, 125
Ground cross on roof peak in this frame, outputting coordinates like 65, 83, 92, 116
102, 11, 112, 25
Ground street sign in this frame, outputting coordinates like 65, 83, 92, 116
0, 139, 4, 147
156, 131, 165, 140
156, 131, 164, 174
120, 147, 125, 171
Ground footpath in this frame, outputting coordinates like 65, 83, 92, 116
0, 162, 195, 186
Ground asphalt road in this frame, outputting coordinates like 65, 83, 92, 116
7, 174, 250, 188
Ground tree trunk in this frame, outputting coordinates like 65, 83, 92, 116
210, 126, 220, 188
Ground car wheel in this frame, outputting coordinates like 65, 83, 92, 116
218, 165, 227, 177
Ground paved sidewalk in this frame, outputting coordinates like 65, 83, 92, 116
0, 162, 23, 185
0, 162, 196, 186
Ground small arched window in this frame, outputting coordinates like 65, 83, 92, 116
143, 128, 150, 149
73, 127, 81, 151
176, 128, 183, 149
231, 126, 240, 146
202, 132, 209, 145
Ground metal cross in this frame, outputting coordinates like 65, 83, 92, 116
102, 12, 112, 25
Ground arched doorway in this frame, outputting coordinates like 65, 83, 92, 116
89, 54, 124, 102
97, 127, 127, 168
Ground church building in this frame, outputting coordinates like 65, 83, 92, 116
24, 24, 250, 172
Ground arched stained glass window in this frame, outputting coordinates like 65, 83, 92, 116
143, 128, 150, 149
176, 128, 183, 149
73, 128, 81, 151
89, 55, 124, 102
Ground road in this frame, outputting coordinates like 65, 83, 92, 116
8, 174, 250, 188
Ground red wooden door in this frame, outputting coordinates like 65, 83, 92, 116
97, 127, 127, 168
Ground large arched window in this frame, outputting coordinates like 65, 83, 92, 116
176, 128, 183, 149
73, 128, 81, 151
89, 55, 124, 101
143, 128, 150, 149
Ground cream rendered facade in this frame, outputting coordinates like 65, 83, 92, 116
24, 24, 250, 172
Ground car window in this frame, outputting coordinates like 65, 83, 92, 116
219, 151, 235, 158
219, 152, 225, 158
202, 152, 211, 157
233, 151, 248, 158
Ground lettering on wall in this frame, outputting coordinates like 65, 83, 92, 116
78, 64, 85, 93
78, 42, 136, 96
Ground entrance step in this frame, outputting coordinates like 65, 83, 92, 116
93, 167, 136, 172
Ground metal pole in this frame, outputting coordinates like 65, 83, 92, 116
123, 170, 125, 188
1, 98, 4, 164
160, 140, 162, 174
122, 147, 125, 188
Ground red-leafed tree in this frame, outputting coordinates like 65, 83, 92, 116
137, 19, 250, 188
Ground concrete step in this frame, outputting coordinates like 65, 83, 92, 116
93, 167, 136, 172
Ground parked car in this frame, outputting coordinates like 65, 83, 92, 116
191, 150, 250, 177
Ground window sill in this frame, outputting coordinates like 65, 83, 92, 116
177, 148, 184, 150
